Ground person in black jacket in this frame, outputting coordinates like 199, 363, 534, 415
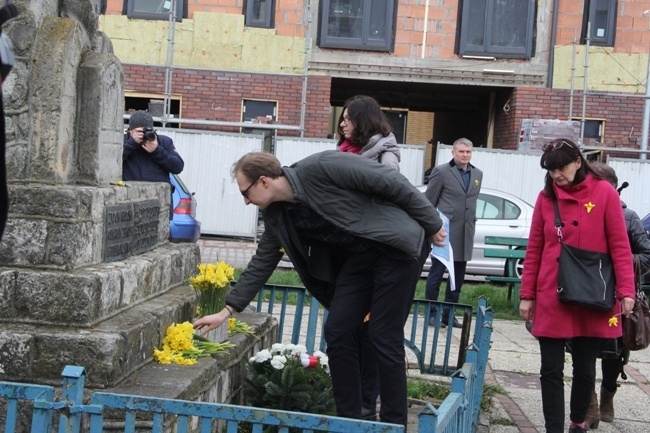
194, 150, 447, 427
123, 111, 184, 221
123, 110, 184, 184
584, 162, 650, 428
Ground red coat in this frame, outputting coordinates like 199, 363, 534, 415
520, 174, 635, 339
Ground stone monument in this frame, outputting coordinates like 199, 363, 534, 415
0, 0, 202, 388
0, 4, 277, 430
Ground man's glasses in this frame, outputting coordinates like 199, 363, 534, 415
241, 177, 260, 199
542, 140, 572, 152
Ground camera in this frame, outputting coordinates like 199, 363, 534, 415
143, 127, 156, 142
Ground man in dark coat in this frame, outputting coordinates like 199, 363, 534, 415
122, 110, 184, 184
194, 150, 447, 427
425, 137, 483, 328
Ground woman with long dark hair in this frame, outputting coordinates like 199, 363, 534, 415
336, 95, 400, 171
519, 138, 635, 433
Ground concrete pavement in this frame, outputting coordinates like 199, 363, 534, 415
196, 236, 650, 432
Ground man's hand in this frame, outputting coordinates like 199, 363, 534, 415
430, 226, 447, 247
130, 127, 144, 144
141, 137, 159, 153
192, 308, 231, 336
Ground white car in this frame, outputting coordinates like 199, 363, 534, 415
418, 186, 534, 278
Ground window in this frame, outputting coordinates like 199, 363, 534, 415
318, 0, 396, 52
477, 194, 522, 220
124, 93, 181, 129
581, 0, 617, 46
458, 0, 536, 59
242, 100, 277, 151
244, 0, 275, 28
125, 0, 186, 22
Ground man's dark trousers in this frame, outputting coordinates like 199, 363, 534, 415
425, 259, 467, 317
324, 241, 428, 426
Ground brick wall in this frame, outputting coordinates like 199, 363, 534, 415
405, 111, 434, 146
493, 87, 647, 149
123, 65, 331, 138
556, 0, 650, 54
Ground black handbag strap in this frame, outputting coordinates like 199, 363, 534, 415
553, 200, 563, 242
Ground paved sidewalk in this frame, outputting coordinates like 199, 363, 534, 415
196, 236, 650, 432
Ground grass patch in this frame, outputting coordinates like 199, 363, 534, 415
407, 378, 504, 411
407, 378, 450, 403
492, 417, 517, 426
413, 280, 520, 320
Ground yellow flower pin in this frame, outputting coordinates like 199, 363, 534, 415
608, 316, 618, 327
474, 179, 479, 186
584, 202, 595, 213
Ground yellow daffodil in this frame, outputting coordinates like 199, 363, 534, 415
152, 322, 234, 366
608, 316, 619, 327
189, 261, 235, 316
228, 318, 258, 338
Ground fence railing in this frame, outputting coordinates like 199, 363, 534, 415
1, 287, 493, 433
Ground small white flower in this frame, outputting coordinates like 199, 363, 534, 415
254, 349, 271, 363
292, 344, 307, 356
271, 343, 285, 354
270, 355, 287, 370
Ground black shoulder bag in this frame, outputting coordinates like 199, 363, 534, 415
554, 200, 616, 311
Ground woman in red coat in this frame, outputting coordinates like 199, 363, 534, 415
519, 138, 635, 433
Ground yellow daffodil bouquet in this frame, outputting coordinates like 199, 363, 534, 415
153, 321, 234, 366
189, 261, 235, 316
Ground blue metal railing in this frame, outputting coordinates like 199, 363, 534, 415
1, 290, 493, 433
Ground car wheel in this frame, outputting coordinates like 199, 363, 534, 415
503, 249, 525, 279
514, 258, 524, 279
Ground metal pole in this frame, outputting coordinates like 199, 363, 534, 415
163, 0, 177, 127
568, 28, 576, 120
579, 23, 590, 149
299, 0, 312, 138
640, 10, 650, 160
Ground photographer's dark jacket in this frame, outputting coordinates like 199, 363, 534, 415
226, 150, 443, 311
122, 134, 184, 183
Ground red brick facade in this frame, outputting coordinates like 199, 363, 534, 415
493, 87, 645, 150
124, 65, 332, 138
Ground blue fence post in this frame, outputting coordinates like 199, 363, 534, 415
417, 403, 439, 433
58, 366, 86, 433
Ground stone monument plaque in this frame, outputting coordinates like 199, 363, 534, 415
104, 200, 159, 262
105, 203, 134, 262
132, 200, 160, 255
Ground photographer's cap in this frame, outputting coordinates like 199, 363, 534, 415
128, 110, 154, 130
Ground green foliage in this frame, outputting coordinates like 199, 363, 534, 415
244, 344, 336, 416
407, 377, 450, 402
407, 378, 506, 412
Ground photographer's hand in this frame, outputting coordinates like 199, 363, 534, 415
141, 137, 158, 153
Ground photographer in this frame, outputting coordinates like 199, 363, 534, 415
122, 110, 184, 185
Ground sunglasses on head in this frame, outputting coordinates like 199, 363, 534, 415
542, 140, 574, 152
